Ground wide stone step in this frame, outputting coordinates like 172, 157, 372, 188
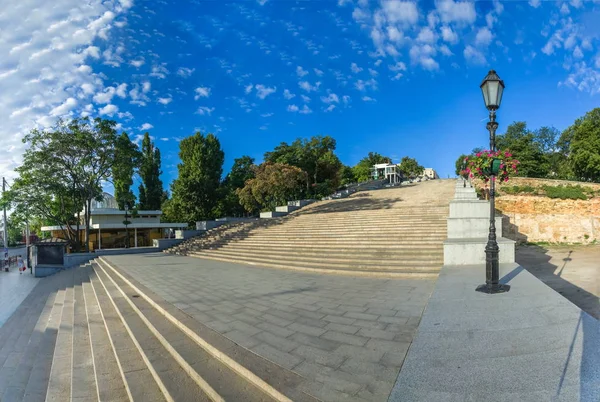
199, 238, 445, 247
233, 233, 448, 241
252, 225, 448, 233
193, 249, 443, 269
216, 244, 445, 256
209, 246, 444, 263
189, 252, 441, 278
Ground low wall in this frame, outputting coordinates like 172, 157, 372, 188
175, 230, 202, 240
497, 196, 600, 244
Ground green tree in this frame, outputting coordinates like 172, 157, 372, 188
352, 152, 392, 182
566, 108, 600, 182
264, 135, 341, 197
496, 122, 549, 178
8, 118, 118, 251
167, 132, 225, 225
454, 154, 470, 176
237, 162, 306, 213
218, 156, 256, 217
340, 165, 356, 186
399, 156, 424, 179
138, 132, 163, 210
113, 132, 140, 210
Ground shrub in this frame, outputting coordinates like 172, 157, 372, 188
465, 150, 520, 184
542, 185, 588, 200
501, 185, 536, 195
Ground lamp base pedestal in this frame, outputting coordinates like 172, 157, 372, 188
475, 283, 510, 294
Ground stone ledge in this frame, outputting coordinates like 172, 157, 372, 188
389, 263, 600, 401
443, 237, 515, 265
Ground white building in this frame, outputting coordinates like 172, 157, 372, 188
422, 168, 439, 180
41, 193, 187, 250
370, 163, 402, 184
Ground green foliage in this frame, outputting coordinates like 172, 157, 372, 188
217, 156, 256, 217
496, 122, 549, 178
466, 150, 519, 183
398, 156, 424, 179
167, 132, 224, 225
340, 165, 356, 186
237, 163, 306, 213
542, 185, 588, 200
352, 152, 391, 182
264, 135, 341, 198
7, 117, 118, 251
113, 132, 140, 210
565, 108, 600, 182
138, 133, 163, 210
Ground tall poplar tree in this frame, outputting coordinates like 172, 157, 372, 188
113, 132, 140, 209
138, 132, 163, 210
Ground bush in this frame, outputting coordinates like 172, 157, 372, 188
542, 185, 588, 200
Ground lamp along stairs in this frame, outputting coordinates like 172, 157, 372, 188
0, 259, 316, 402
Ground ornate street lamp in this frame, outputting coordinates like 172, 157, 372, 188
123, 204, 131, 249
476, 70, 510, 294
462, 159, 467, 188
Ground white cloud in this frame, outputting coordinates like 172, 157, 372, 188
342, 95, 350, 104
417, 27, 436, 44
93, 86, 116, 104
529, 0, 541, 7
130, 58, 145, 68
321, 93, 340, 103
139, 122, 154, 131
560, 3, 570, 14
362, 96, 376, 102
115, 83, 127, 98
157, 97, 172, 105
299, 105, 313, 114
245, 84, 254, 94
387, 27, 404, 43
351, 63, 363, 73
324, 104, 336, 112
440, 45, 453, 56
195, 87, 211, 99
389, 62, 407, 71
98, 104, 118, 116
283, 89, 296, 99
177, 67, 195, 77
391, 73, 403, 80
301, 95, 311, 103
368, 68, 378, 76
573, 46, 584, 59
118, 111, 133, 120
142, 81, 151, 93
299, 81, 321, 92
50, 98, 78, 116
261, 113, 274, 117
149, 64, 169, 79
354, 79, 378, 91
475, 27, 494, 47
464, 45, 487, 65
314, 68, 324, 76
196, 106, 215, 115
440, 26, 458, 44
296, 66, 309, 77
287, 104, 299, 112
380, 0, 419, 25
409, 45, 439, 70
559, 62, 600, 95
435, 0, 476, 24
255, 84, 276, 99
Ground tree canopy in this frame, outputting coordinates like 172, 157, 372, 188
217, 155, 256, 217
113, 132, 140, 210
138, 132, 163, 210
399, 156, 424, 179
565, 108, 600, 182
166, 132, 224, 225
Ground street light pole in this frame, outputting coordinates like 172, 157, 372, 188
476, 70, 510, 294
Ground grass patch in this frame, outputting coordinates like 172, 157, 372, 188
542, 184, 588, 200
501, 185, 536, 195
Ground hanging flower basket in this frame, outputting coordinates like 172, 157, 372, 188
464, 150, 520, 183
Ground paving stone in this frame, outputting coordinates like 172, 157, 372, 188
324, 322, 360, 335
366, 308, 397, 317
289, 333, 339, 351
380, 345, 410, 368
378, 316, 409, 325
345, 311, 380, 321
340, 358, 399, 382
256, 322, 295, 338
357, 328, 396, 341
288, 322, 326, 337
321, 331, 369, 347
333, 344, 386, 363
353, 319, 389, 330
254, 331, 299, 353
322, 315, 356, 325
291, 345, 347, 369
251, 343, 303, 370
262, 313, 293, 327
230, 320, 261, 336
223, 330, 261, 349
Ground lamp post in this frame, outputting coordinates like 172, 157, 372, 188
476, 70, 510, 294
462, 160, 467, 188
124, 204, 130, 249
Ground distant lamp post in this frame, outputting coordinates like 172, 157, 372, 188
462, 160, 467, 188
476, 70, 510, 294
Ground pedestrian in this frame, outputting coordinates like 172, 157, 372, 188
17, 255, 26, 275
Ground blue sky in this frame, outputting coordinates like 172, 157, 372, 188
1, 0, 600, 191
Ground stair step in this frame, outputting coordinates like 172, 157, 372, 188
189, 252, 441, 278
46, 271, 75, 401
93, 261, 271, 402
192, 250, 442, 270
215, 244, 444, 256
71, 267, 97, 400
210, 239, 444, 247
87, 264, 161, 401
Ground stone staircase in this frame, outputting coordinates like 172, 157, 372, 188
0, 258, 311, 402
166, 181, 455, 278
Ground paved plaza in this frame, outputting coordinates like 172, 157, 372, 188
104, 252, 436, 401
0, 259, 38, 328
